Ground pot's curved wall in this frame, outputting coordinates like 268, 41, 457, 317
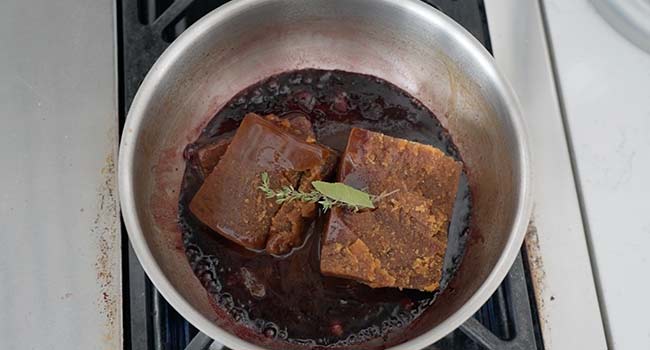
122, 0, 528, 348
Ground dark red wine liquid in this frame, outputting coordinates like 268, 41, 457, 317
178, 69, 471, 347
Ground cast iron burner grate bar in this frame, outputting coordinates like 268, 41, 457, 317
118, 1, 541, 349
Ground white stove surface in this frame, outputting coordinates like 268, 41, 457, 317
0, 0, 121, 349
542, 0, 650, 348
485, 1, 607, 348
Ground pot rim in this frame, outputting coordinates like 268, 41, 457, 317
118, 0, 533, 348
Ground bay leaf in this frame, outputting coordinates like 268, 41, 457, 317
311, 181, 375, 209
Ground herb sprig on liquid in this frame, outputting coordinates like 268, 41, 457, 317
258, 172, 398, 212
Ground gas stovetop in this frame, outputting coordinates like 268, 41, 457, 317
0, 0, 613, 348
118, 1, 542, 349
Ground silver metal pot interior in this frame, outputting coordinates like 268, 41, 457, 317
119, 0, 531, 349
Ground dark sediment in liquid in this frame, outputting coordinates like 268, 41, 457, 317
178, 69, 471, 347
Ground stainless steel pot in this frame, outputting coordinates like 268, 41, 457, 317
118, 0, 532, 349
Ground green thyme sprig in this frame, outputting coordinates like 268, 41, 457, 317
258, 172, 398, 212
259, 172, 322, 203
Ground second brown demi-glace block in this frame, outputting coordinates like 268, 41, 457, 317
320, 128, 462, 292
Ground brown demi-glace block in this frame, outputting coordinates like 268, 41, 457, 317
192, 113, 317, 178
320, 128, 462, 291
190, 113, 337, 255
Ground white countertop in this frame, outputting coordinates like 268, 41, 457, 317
542, 0, 650, 348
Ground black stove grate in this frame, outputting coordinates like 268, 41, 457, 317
118, 1, 542, 349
